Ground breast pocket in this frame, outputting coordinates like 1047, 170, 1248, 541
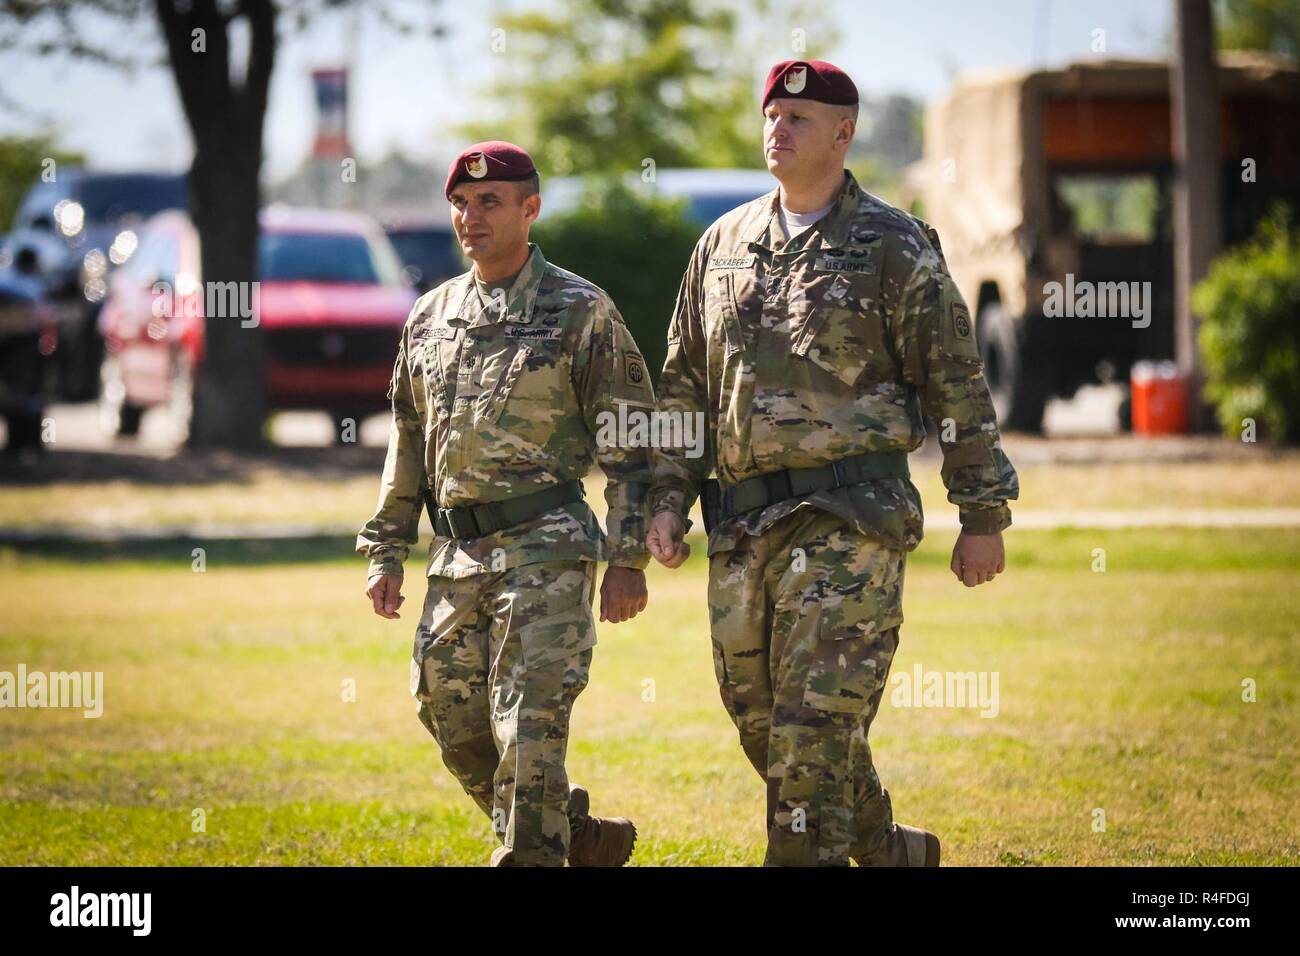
416, 328, 460, 424
475, 343, 533, 426
786, 237, 884, 385
789, 273, 883, 388
705, 271, 746, 357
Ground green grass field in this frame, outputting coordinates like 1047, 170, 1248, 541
1, 525, 1297, 865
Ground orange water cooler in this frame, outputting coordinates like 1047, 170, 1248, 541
1130, 361, 1189, 435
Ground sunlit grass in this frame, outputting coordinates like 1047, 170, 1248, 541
1, 527, 1296, 865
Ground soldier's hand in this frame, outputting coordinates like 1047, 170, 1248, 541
950, 531, 1005, 587
367, 572, 406, 619
599, 566, 648, 624
646, 511, 690, 569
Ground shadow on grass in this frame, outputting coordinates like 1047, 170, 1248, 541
0, 445, 385, 487
1, 534, 362, 567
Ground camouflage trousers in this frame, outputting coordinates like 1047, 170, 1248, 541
708, 506, 905, 866
412, 559, 597, 866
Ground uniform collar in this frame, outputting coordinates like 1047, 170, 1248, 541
816, 170, 866, 249
743, 170, 864, 253
461, 243, 548, 327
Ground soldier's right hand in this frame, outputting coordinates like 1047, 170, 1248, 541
367, 572, 406, 619
646, 511, 690, 569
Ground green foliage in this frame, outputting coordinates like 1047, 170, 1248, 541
1055, 174, 1160, 242
1194, 205, 1300, 442
1216, 0, 1300, 57
467, 0, 831, 177
532, 176, 700, 384
0, 136, 84, 233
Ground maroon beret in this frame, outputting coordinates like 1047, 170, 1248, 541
761, 60, 859, 110
444, 141, 537, 200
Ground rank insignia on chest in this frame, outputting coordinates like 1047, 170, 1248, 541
503, 326, 563, 340
707, 253, 757, 270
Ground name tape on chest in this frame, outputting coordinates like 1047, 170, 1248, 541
414, 326, 458, 341
707, 253, 757, 271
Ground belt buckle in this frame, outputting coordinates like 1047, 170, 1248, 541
830, 459, 847, 488
720, 485, 737, 519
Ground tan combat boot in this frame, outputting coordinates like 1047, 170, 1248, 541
567, 784, 637, 867
855, 823, 941, 867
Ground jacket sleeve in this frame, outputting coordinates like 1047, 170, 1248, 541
356, 325, 427, 576
891, 243, 1019, 534
574, 295, 655, 569
647, 241, 711, 525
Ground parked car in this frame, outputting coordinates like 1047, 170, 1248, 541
9, 169, 188, 402
98, 206, 417, 442
0, 246, 60, 451
382, 218, 461, 293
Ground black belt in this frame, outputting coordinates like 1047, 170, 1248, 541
423, 480, 584, 539
702, 451, 910, 532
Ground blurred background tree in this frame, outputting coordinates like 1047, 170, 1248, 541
532, 179, 700, 385
469, 0, 831, 178
0, 0, 444, 450
0, 136, 84, 232
1216, 0, 1300, 55
1194, 205, 1300, 442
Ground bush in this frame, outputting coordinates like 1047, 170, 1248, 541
1194, 205, 1300, 442
533, 177, 701, 387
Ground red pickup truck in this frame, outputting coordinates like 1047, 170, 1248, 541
98, 206, 419, 442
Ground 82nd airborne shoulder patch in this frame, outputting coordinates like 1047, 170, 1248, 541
624, 351, 645, 385
952, 303, 972, 341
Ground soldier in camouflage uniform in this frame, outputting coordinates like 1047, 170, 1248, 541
646, 61, 1019, 866
359, 141, 652, 867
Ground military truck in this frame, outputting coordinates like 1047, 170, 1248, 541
921, 53, 1300, 431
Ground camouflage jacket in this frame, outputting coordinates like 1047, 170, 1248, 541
358, 243, 655, 579
648, 171, 1018, 554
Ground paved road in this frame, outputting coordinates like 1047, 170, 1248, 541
17, 382, 1127, 456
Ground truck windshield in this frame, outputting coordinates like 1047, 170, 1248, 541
1051, 174, 1161, 243
79, 175, 188, 223
258, 231, 401, 285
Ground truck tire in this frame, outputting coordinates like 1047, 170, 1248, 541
3, 411, 45, 453
976, 301, 1048, 433
62, 303, 105, 403
160, 348, 194, 446
330, 411, 365, 445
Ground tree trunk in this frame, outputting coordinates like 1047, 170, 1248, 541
156, 0, 275, 450
187, 126, 266, 448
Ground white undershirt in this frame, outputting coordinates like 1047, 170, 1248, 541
779, 200, 835, 238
